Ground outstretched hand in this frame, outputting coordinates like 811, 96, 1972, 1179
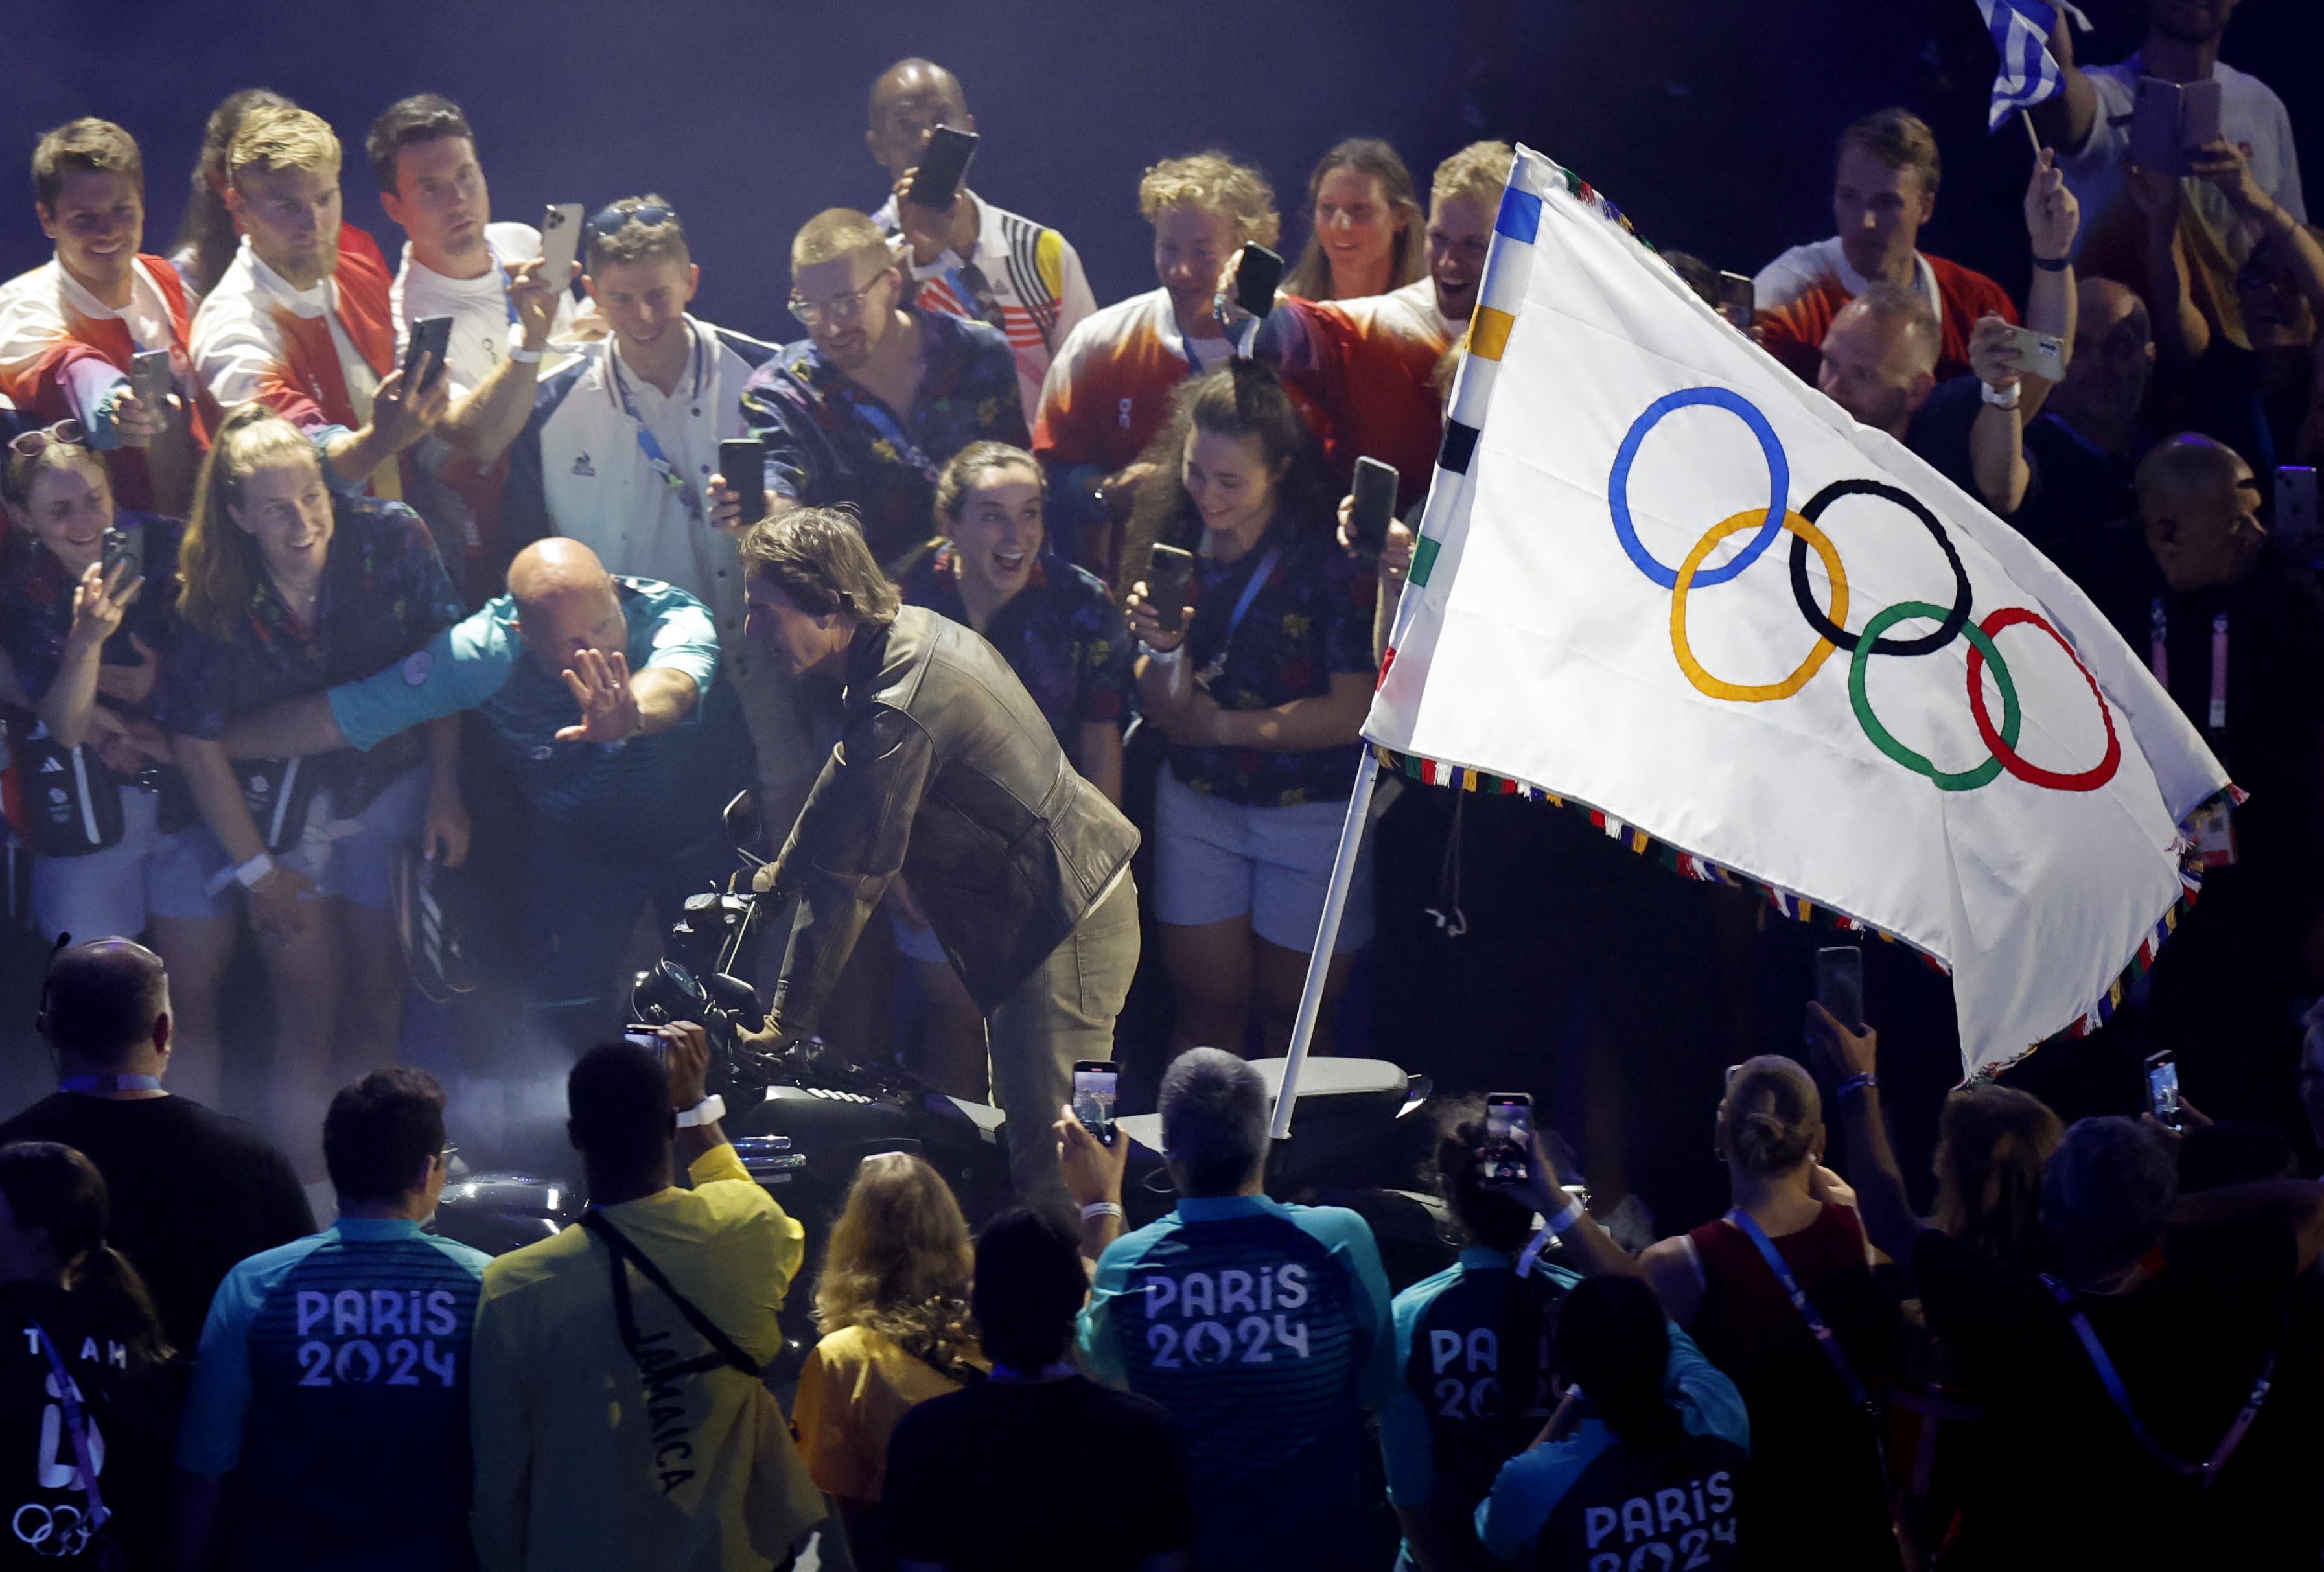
1804, 1001, 1879, 1081
556, 648, 642, 743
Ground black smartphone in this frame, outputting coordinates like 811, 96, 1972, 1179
719, 438, 766, 528
101, 522, 142, 585
2178, 77, 2222, 157
130, 347, 173, 411
626, 1027, 668, 1066
1146, 544, 1195, 635
1483, 1093, 1533, 1183
1349, 457, 1398, 558
907, 126, 980, 211
1234, 244, 1285, 319
2277, 465, 2318, 557
1717, 270, 1755, 330
1073, 1060, 1119, 1147
2145, 1050, 2183, 1131
403, 314, 453, 390
1815, 945, 1865, 1034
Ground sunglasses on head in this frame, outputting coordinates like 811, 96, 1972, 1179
588, 203, 674, 238
9, 419, 87, 459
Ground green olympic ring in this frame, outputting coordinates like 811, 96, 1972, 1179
1848, 601, 2021, 791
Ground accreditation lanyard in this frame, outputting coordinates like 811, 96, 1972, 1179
609, 327, 704, 522
29, 1318, 110, 1533
844, 382, 942, 485
59, 1074, 160, 1094
2039, 1274, 2273, 1484
493, 259, 519, 328
2148, 599, 2229, 733
1194, 546, 1283, 690
1725, 1210, 1874, 1413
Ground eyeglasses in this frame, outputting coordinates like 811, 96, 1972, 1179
587, 203, 674, 239
788, 274, 888, 328
9, 419, 87, 459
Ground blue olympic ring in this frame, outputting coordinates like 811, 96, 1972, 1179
1608, 387, 1789, 590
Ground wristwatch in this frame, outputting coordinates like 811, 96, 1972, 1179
674, 1094, 726, 1129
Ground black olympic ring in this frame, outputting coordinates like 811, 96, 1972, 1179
1788, 479, 1971, 658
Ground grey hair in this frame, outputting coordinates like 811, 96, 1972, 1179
1159, 1048, 1270, 1196
2041, 1116, 2178, 1280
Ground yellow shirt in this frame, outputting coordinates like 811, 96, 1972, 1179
790, 1323, 988, 1502
468, 1145, 822, 1572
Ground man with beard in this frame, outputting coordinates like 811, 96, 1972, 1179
189, 103, 440, 498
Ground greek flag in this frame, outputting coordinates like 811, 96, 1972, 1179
1978, 0, 2065, 130
1369, 147, 2233, 1076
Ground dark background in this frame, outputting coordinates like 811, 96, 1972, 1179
1, 0, 2314, 341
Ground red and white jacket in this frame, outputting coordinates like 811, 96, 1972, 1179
190, 235, 399, 491
0, 254, 215, 511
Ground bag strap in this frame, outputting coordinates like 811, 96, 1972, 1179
2039, 1273, 2274, 1483
580, 1208, 761, 1380
28, 1315, 110, 1531
1726, 1208, 1871, 1407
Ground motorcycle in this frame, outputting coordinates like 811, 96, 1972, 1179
435, 791, 1455, 1358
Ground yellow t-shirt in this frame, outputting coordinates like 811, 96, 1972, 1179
469, 1145, 822, 1572
790, 1323, 988, 1502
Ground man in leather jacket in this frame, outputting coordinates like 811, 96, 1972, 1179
738, 507, 1140, 1214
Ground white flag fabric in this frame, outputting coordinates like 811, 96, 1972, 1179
1369, 147, 2233, 1076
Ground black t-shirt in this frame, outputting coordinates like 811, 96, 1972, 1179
885, 1374, 1193, 1571
0, 1095, 314, 1352
1905, 380, 2138, 559
1913, 1217, 2322, 1570
0, 1282, 172, 1571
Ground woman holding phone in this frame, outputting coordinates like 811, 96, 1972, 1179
161, 407, 466, 1168
0, 421, 240, 1104
891, 441, 1134, 1096
1124, 360, 1377, 1061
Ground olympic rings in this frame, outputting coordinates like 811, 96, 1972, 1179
1610, 389, 2125, 796
1793, 479, 1972, 656
1850, 602, 2020, 790
1671, 509, 1848, 702
1966, 608, 2122, 792
1610, 387, 1789, 590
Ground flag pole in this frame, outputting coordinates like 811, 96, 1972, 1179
2021, 108, 2044, 158
1269, 747, 1381, 1140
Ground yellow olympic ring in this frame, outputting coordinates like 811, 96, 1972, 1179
1669, 509, 1850, 702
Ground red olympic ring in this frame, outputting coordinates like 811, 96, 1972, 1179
1964, 607, 2121, 792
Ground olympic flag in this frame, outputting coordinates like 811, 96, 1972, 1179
1363, 146, 2234, 1077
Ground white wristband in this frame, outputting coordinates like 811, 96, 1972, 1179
1980, 380, 2022, 410
1142, 642, 1184, 666
1542, 1197, 1587, 1238
673, 1094, 726, 1129
233, 852, 276, 889
1080, 1201, 1126, 1222
509, 345, 543, 365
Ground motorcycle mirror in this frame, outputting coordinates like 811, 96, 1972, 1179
723, 789, 769, 868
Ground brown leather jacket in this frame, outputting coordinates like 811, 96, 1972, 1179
758, 605, 1139, 1029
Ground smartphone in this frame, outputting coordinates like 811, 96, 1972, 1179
539, 203, 583, 288
130, 347, 173, 411
1233, 244, 1285, 319
101, 522, 142, 585
2178, 78, 2223, 157
2130, 78, 2187, 175
625, 1027, 667, 1065
1997, 324, 2067, 382
1483, 1094, 1533, 1184
1146, 543, 1195, 635
403, 313, 453, 390
906, 126, 979, 211
1815, 945, 1865, 1034
719, 438, 767, 527
1716, 270, 1755, 330
1073, 1060, 1119, 1147
1348, 457, 1398, 557
2275, 465, 2318, 556
2144, 1050, 2182, 1131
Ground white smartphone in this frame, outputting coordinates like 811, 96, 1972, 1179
539, 203, 585, 287
1997, 324, 2066, 383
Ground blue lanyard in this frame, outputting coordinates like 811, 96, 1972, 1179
2039, 1273, 2273, 1481
1194, 544, 1283, 688
841, 371, 941, 482
29, 1318, 109, 1533
609, 328, 704, 520
1725, 1208, 1873, 1411
60, 1074, 161, 1094
493, 259, 520, 328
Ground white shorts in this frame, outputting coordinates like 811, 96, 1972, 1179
1152, 767, 1375, 953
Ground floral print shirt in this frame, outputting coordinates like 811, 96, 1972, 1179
1, 511, 183, 715
1169, 518, 1377, 807
898, 546, 1134, 757
739, 308, 1027, 570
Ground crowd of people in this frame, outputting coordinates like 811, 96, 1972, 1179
0, 3, 2320, 1565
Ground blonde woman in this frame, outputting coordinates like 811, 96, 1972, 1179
791, 1151, 987, 1571
159, 407, 465, 1168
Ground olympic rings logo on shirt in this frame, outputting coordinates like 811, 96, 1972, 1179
1609, 389, 2121, 794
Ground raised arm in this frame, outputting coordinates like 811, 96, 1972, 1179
2028, 11, 2100, 156
437, 258, 569, 465
1804, 1004, 1928, 1262
34, 561, 139, 749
